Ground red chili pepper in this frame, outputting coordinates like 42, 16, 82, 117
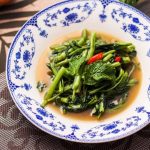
87, 52, 103, 64
115, 56, 121, 62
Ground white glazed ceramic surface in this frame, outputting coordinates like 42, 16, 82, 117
6, 0, 150, 143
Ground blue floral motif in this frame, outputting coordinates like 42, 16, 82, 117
9, 81, 19, 92
136, 106, 150, 121
111, 8, 150, 41
100, 0, 114, 7
49, 121, 66, 131
128, 24, 139, 34
65, 13, 78, 22
71, 124, 80, 131
23, 50, 31, 63
39, 30, 48, 38
17, 94, 66, 132
7, 81, 31, 92
99, 0, 114, 22
64, 125, 79, 140
37, 108, 48, 117
23, 83, 32, 91
36, 115, 43, 120
81, 116, 143, 139
136, 106, 145, 113
133, 17, 139, 23
21, 97, 32, 105
12, 29, 35, 80
27, 16, 48, 38
18, 94, 32, 105
43, 1, 97, 27
63, 7, 70, 13
16, 52, 21, 59
103, 124, 117, 130
99, 14, 107, 22
64, 132, 79, 140
111, 129, 120, 134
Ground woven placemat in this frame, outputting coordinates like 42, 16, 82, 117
0, 0, 150, 149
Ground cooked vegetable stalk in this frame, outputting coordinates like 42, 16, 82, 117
72, 75, 81, 101
48, 62, 57, 76
89, 84, 108, 94
95, 42, 134, 52
60, 97, 69, 103
103, 50, 116, 57
69, 47, 87, 56
41, 67, 66, 107
103, 53, 113, 62
111, 62, 121, 68
54, 52, 66, 62
122, 57, 131, 64
48, 62, 64, 93
127, 79, 138, 86
87, 32, 96, 60
77, 29, 87, 46
50, 45, 66, 52
44, 93, 61, 104
55, 59, 70, 67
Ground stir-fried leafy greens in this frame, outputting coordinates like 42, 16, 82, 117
39, 29, 139, 118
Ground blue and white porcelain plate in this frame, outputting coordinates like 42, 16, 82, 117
6, 0, 150, 143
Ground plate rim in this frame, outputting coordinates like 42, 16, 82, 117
6, 0, 150, 143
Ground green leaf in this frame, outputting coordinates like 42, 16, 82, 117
84, 61, 116, 86
68, 52, 87, 76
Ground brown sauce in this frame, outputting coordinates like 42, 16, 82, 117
36, 31, 142, 122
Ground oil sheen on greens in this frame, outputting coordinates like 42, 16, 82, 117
40, 29, 138, 118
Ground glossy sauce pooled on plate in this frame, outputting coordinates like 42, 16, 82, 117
36, 31, 142, 121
